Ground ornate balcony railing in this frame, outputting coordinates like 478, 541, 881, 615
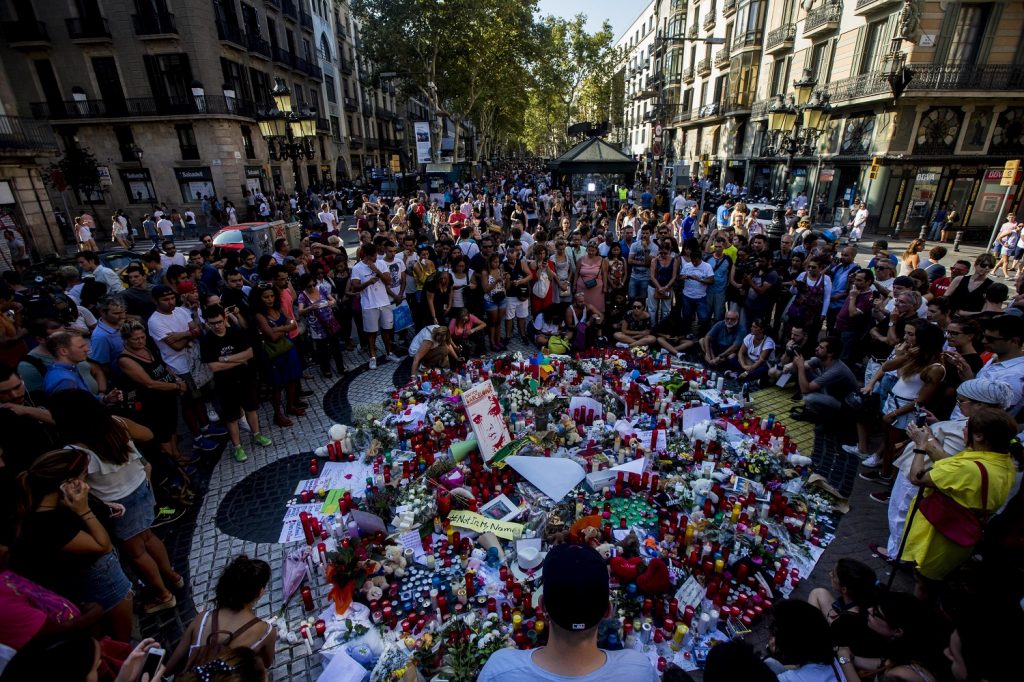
66, 16, 110, 40
2, 19, 49, 44
906, 63, 1024, 91
804, 3, 842, 37
133, 12, 177, 36
282, 0, 298, 20
715, 48, 731, 68
751, 98, 771, 119
722, 95, 753, 115
703, 14, 716, 32
687, 24, 698, 39
765, 24, 796, 52
696, 58, 711, 76
0, 115, 59, 151
723, 0, 737, 17
30, 96, 258, 121
300, 12, 313, 31
674, 108, 692, 124
246, 33, 272, 58
732, 30, 763, 53
683, 66, 695, 83
343, 96, 358, 112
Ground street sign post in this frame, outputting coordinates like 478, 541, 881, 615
987, 160, 1020, 249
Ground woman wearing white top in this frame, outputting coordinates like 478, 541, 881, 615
111, 212, 130, 249
731, 318, 775, 384
75, 216, 97, 252
50, 389, 183, 614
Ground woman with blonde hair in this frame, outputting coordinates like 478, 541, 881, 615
409, 324, 460, 373
899, 239, 926, 276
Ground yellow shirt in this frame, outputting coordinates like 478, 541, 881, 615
902, 449, 1016, 580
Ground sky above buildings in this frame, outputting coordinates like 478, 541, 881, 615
536, 0, 641, 42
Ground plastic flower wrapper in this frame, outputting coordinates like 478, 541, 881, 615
281, 547, 311, 607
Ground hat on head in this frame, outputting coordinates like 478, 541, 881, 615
542, 543, 609, 631
957, 379, 1015, 409
177, 280, 196, 294
152, 284, 174, 300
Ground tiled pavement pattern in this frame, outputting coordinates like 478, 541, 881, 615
137, 330, 913, 680
750, 386, 819, 457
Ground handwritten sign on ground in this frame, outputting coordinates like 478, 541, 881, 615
447, 510, 524, 540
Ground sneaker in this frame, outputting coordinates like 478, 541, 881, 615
387, 352, 402, 362
861, 454, 882, 469
193, 436, 220, 452
206, 407, 220, 423
253, 433, 272, 447
233, 445, 248, 462
869, 491, 891, 503
859, 469, 894, 484
369, 356, 377, 369
202, 423, 229, 437
842, 444, 870, 458
615, 342, 629, 349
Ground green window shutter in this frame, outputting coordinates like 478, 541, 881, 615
978, 4, 1004, 64
932, 3, 960, 64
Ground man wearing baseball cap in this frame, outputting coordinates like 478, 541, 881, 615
479, 543, 657, 681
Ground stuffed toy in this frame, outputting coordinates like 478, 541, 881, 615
636, 557, 671, 594
609, 556, 644, 583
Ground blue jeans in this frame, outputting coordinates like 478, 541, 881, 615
927, 221, 943, 240
680, 295, 708, 333
706, 289, 726, 323
628, 277, 650, 301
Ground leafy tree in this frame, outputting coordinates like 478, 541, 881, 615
46, 144, 103, 212
530, 14, 618, 153
353, 0, 538, 164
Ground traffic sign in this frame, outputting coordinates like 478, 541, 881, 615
1001, 160, 1020, 187
655, 124, 663, 137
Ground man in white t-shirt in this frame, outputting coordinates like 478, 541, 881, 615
678, 241, 715, 334
317, 203, 338, 233
146, 284, 223, 451
157, 215, 174, 240
160, 241, 186, 272
350, 243, 399, 369
850, 202, 869, 241
378, 241, 406, 305
671, 191, 687, 214
183, 209, 198, 238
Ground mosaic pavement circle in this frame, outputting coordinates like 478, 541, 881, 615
215, 453, 314, 543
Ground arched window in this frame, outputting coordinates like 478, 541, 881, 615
320, 33, 331, 61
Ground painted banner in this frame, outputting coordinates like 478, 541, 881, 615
413, 121, 432, 164
461, 380, 511, 462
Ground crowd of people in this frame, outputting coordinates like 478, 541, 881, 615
0, 159, 1021, 682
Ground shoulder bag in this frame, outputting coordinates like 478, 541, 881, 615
917, 460, 988, 547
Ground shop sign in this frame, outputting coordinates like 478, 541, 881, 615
244, 166, 264, 179
97, 166, 112, 187
819, 168, 835, 182
173, 167, 213, 181
915, 172, 939, 184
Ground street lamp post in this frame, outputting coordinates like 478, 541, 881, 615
128, 142, 157, 203
257, 79, 318, 196
764, 69, 832, 248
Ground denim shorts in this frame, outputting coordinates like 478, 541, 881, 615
76, 549, 132, 611
484, 296, 508, 312
110, 480, 156, 541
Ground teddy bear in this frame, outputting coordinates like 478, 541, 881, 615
558, 414, 582, 446
360, 575, 388, 602
579, 524, 602, 547
594, 543, 614, 560
382, 545, 407, 578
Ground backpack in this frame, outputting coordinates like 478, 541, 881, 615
184, 610, 264, 671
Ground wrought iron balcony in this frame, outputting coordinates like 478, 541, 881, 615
698, 102, 720, 118
216, 19, 244, 46
133, 12, 177, 37
696, 58, 711, 76
317, 117, 330, 132
349, 135, 363, 149
714, 48, 731, 68
855, 0, 900, 15
273, 45, 297, 68
687, 24, 698, 39
671, 0, 687, 13
300, 12, 313, 31
765, 23, 796, 53
282, 0, 298, 20
751, 98, 771, 120
732, 30, 763, 54
667, 73, 682, 86
339, 57, 353, 74
343, 96, 358, 112
66, 16, 111, 41
683, 66, 695, 83
804, 2, 842, 38
0, 115, 58, 151
1, 20, 49, 46
722, 95, 753, 115
723, 0, 737, 17
246, 33, 271, 58
905, 63, 1024, 91
703, 14, 715, 32
30, 95, 258, 121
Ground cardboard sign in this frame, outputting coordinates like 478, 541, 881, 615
462, 380, 512, 462
447, 510, 524, 540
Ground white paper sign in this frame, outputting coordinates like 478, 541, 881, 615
462, 380, 512, 462
278, 503, 328, 544
682, 405, 712, 430
506, 455, 585, 502
636, 429, 667, 452
674, 574, 705, 611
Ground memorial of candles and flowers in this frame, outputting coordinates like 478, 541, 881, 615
274, 348, 843, 680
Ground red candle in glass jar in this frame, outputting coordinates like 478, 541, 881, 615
309, 458, 318, 476
301, 585, 314, 611
314, 619, 327, 636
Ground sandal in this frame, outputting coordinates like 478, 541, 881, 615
868, 543, 891, 560
274, 414, 294, 427
168, 573, 185, 590
143, 593, 177, 614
